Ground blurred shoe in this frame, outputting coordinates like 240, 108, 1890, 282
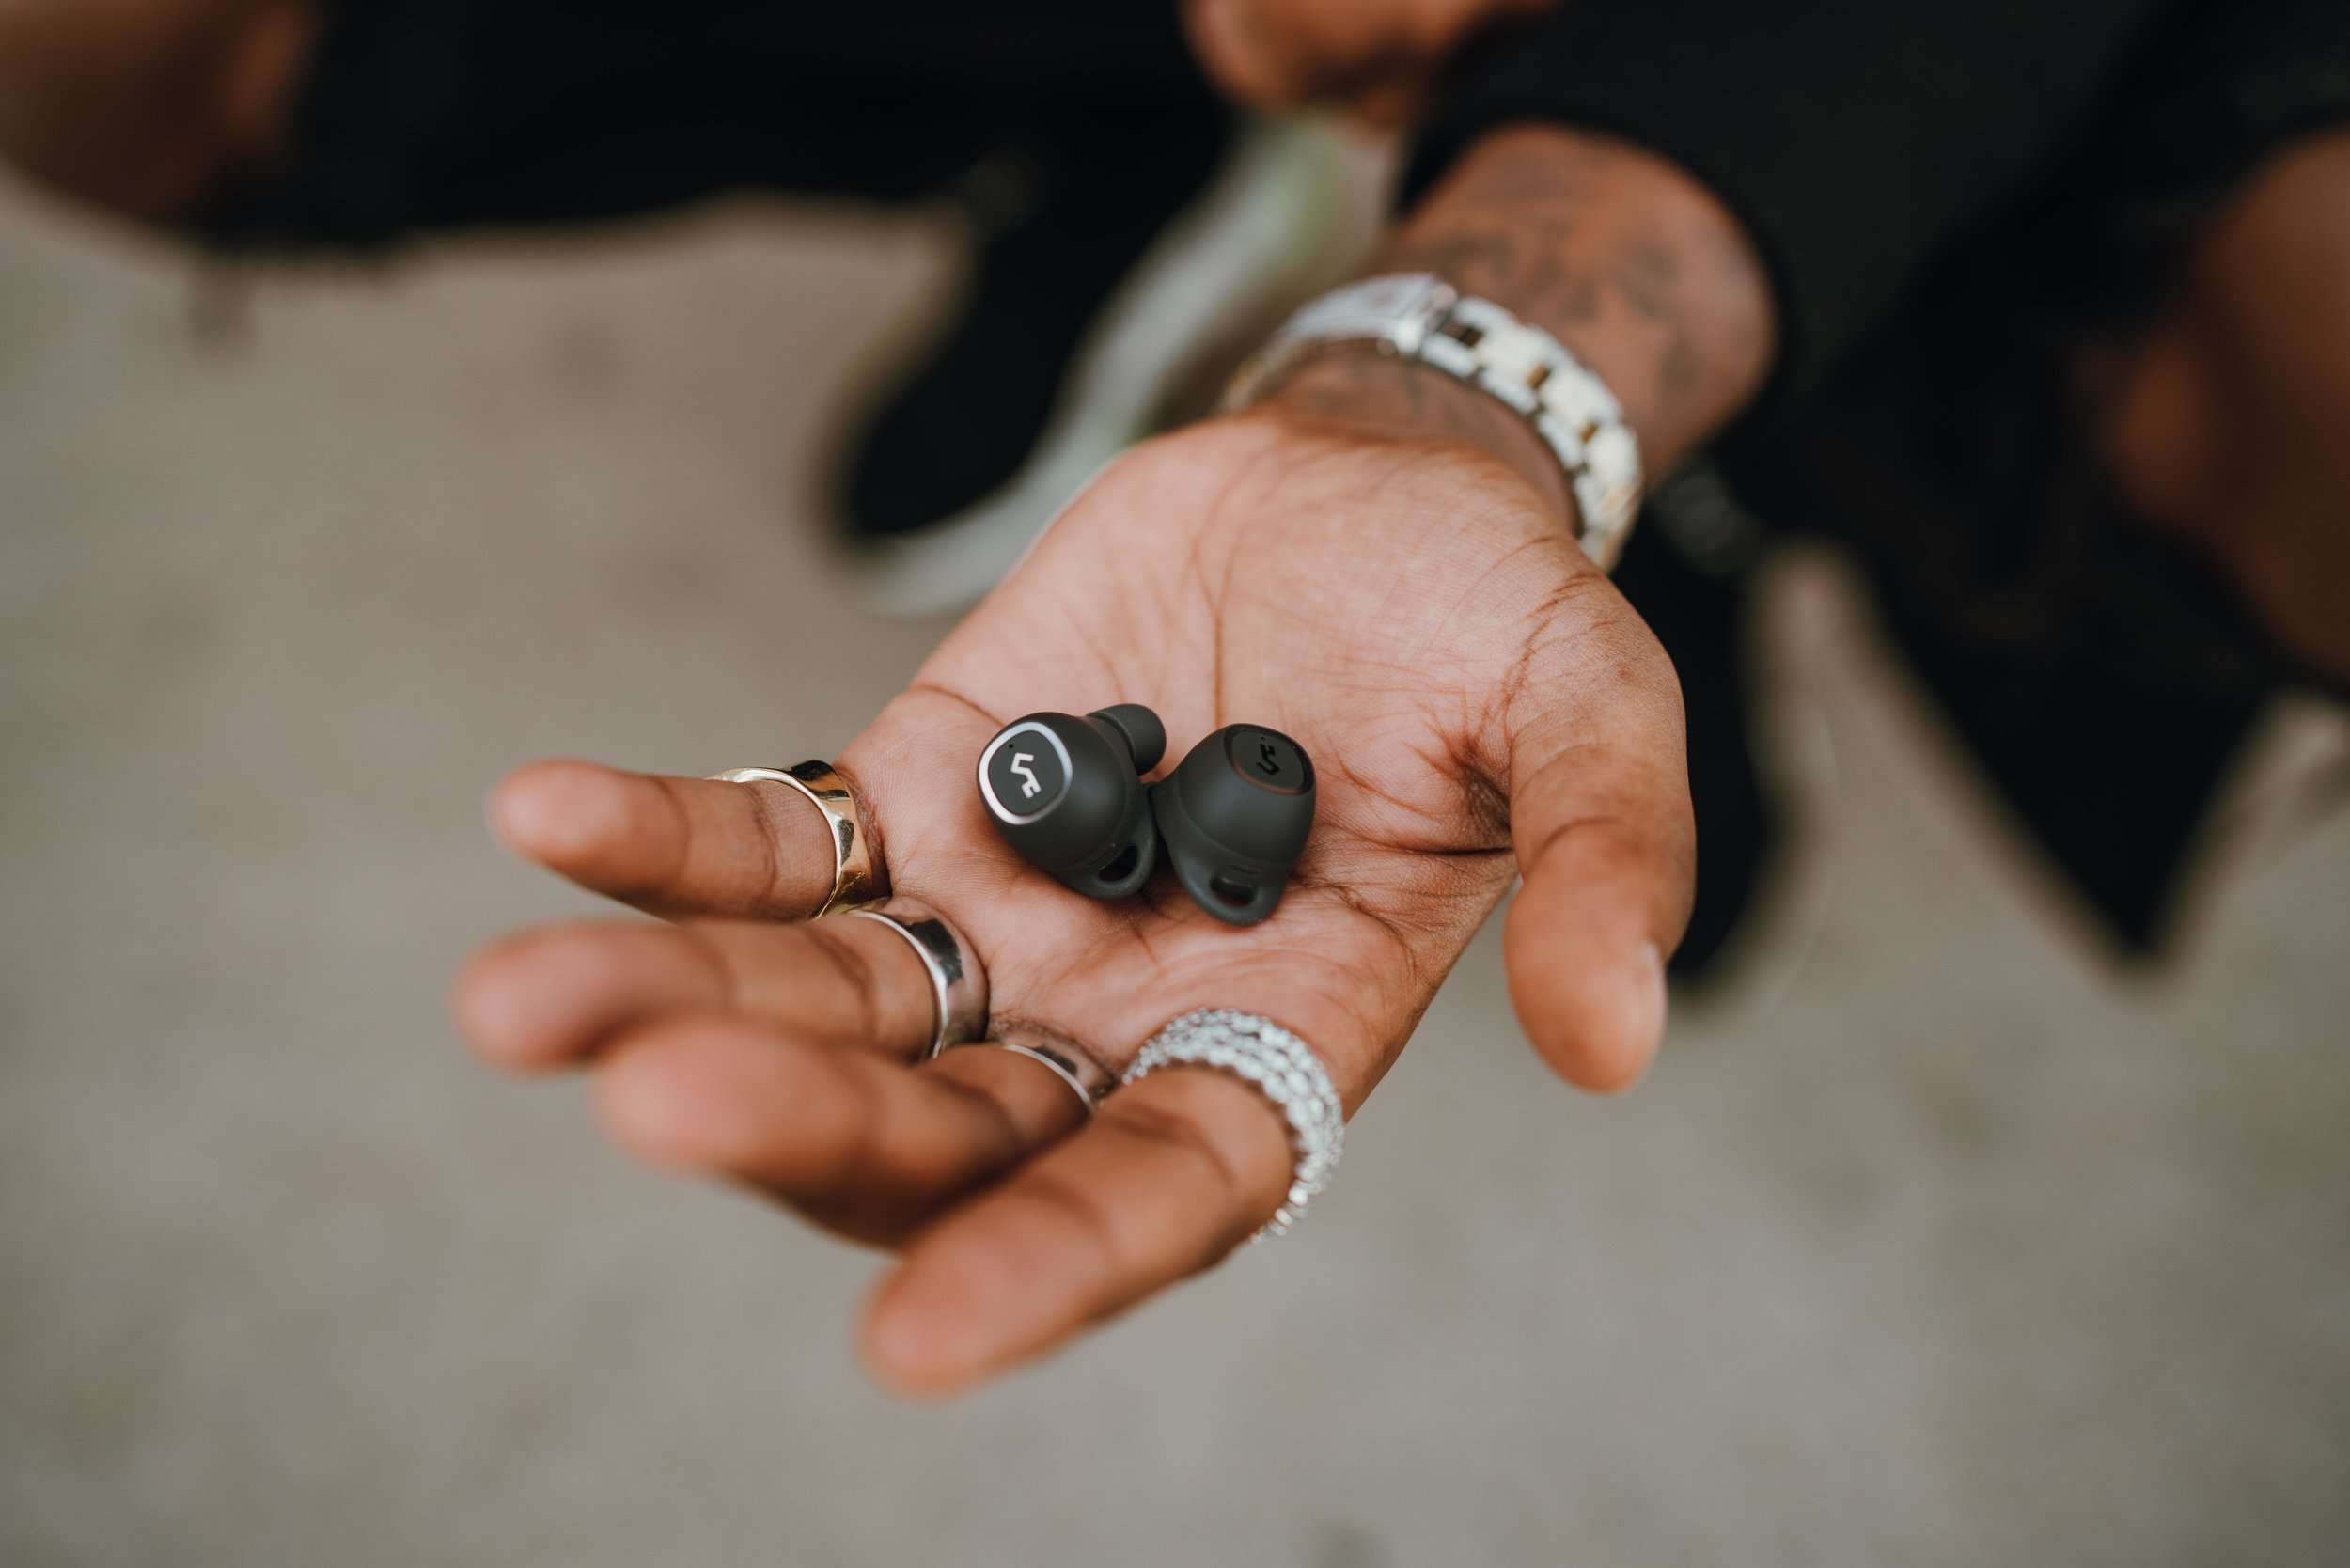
838, 112, 1350, 617
1612, 464, 1781, 984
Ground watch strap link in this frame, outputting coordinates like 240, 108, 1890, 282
1221, 274, 1644, 572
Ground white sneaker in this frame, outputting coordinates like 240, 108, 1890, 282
845, 115, 1359, 619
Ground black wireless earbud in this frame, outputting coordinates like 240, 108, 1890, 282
977, 705, 1166, 900
1148, 723, 1315, 926
978, 705, 1314, 926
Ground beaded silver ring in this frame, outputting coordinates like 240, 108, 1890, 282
1123, 1009, 1344, 1238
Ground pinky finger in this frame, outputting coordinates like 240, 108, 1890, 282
859, 1065, 1296, 1396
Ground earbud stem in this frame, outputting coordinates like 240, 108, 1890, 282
1089, 704, 1166, 775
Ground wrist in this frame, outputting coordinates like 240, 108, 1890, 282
1250, 350, 1575, 522
1229, 124, 1774, 552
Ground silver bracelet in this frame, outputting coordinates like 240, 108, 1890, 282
1221, 273, 1644, 572
1124, 1009, 1344, 1239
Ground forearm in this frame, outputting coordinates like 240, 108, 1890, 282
1261, 124, 1777, 524
2105, 129, 2350, 683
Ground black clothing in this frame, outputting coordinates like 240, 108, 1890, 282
203, 0, 1213, 248
1408, 0, 2190, 413
1420, 0, 2350, 950
200, 0, 2350, 963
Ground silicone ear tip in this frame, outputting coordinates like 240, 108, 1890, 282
1178, 859, 1282, 926
1089, 704, 1166, 775
1074, 830, 1159, 900
1147, 770, 1297, 927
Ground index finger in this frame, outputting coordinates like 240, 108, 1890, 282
491, 759, 850, 920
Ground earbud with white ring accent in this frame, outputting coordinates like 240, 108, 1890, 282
977, 705, 1165, 900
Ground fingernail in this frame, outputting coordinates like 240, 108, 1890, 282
861, 1292, 981, 1400
1638, 940, 1668, 1038
483, 782, 524, 859
486, 762, 609, 866
1609, 941, 1668, 1091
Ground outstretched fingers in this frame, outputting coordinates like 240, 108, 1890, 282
454, 909, 1126, 1246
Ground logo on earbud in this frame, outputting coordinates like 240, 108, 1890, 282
1010, 752, 1041, 799
1256, 740, 1281, 776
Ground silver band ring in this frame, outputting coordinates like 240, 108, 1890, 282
707, 762, 880, 917
838, 899, 987, 1059
949, 1027, 1116, 1117
1124, 1009, 1344, 1239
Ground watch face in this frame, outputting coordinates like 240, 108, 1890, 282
1225, 726, 1310, 794
981, 722, 1069, 823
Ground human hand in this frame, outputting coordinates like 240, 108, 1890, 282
454, 374, 1690, 1394
455, 124, 1772, 1397
1182, 0, 1557, 124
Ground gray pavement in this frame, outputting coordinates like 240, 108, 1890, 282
3, 180, 2346, 1567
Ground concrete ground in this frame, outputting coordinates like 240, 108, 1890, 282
2, 169, 2346, 1568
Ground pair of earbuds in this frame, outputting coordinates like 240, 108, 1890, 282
977, 705, 1315, 926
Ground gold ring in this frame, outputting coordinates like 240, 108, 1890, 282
707, 761, 881, 916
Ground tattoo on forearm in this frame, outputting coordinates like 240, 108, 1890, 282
1378, 127, 1775, 474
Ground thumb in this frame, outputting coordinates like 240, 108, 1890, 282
1499, 603, 1695, 1092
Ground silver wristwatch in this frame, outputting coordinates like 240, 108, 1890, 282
1221, 273, 1644, 572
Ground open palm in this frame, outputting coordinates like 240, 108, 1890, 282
457, 411, 1692, 1394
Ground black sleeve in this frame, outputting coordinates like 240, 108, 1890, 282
1404, 0, 2186, 410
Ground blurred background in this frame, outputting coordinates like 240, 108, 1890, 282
3, 150, 2347, 1565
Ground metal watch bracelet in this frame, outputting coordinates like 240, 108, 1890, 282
1220, 273, 1644, 572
